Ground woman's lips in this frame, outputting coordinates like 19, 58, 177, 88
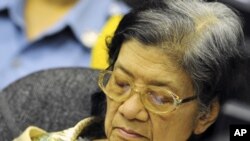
117, 127, 144, 138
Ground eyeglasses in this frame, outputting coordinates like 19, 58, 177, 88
98, 70, 197, 114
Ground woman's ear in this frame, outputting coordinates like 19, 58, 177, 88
194, 98, 220, 135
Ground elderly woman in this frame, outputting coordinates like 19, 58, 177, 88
14, 0, 246, 141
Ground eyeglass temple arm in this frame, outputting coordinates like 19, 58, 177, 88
181, 95, 197, 104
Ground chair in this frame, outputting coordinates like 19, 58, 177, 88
0, 67, 100, 141
1, 65, 249, 141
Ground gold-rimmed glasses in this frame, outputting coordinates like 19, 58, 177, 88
98, 70, 197, 114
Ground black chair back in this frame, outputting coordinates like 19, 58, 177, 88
0, 67, 100, 141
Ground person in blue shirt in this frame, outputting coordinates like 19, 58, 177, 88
0, 0, 129, 90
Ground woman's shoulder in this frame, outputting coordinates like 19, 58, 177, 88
13, 117, 96, 141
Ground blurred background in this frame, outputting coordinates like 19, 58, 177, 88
0, 0, 249, 141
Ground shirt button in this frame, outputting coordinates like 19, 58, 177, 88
81, 31, 99, 48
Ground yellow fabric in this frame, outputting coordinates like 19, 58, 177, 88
90, 15, 123, 69
13, 126, 46, 141
13, 117, 95, 141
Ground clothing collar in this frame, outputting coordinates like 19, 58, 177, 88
67, 0, 114, 47
0, 0, 8, 10
1, 0, 116, 47
0, 0, 25, 29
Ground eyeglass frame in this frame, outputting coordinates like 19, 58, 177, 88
98, 70, 197, 114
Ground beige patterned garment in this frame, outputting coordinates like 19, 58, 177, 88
13, 117, 95, 141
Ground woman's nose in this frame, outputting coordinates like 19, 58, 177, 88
118, 91, 149, 121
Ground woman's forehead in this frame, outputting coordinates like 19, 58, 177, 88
116, 39, 180, 71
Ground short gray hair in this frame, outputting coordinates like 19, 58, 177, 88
108, 0, 245, 111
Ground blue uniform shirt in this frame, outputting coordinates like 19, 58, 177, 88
0, 0, 129, 90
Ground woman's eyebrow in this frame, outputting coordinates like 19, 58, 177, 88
116, 64, 175, 87
115, 64, 134, 78
148, 80, 170, 87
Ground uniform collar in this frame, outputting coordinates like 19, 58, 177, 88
1, 0, 116, 48
0, 0, 9, 10
67, 0, 114, 48
0, 0, 25, 29
68, 0, 130, 48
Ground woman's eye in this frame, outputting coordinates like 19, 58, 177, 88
116, 81, 129, 88
113, 77, 130, 90
148, 91, 173, 105
116, 81, 130, 91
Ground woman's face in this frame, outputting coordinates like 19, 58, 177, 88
104, 40, 203, 141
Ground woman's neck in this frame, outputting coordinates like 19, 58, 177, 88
25, 0, 78, 40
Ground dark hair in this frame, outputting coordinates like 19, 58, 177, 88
107, 0, 246, 112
